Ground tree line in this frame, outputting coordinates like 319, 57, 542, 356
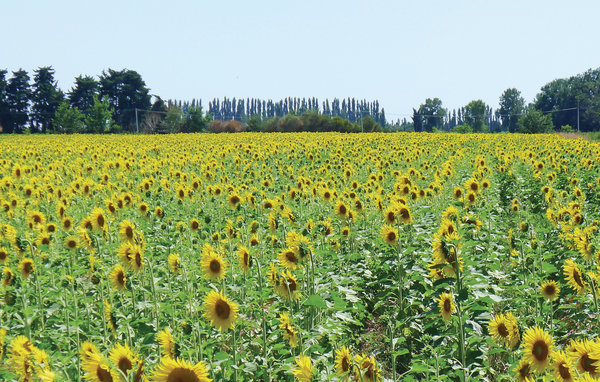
1, 65, 599, 133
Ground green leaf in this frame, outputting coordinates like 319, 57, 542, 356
304, 294, 327, 309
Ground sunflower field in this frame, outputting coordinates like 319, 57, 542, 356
0, 133, 600, 381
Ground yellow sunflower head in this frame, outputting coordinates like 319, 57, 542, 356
200, 244, 227, 281
203, 289, 238, 332
291, 354, 313, 382
150, 357, 211, 382
335, 345, 352, 378
540, 280, 560, 302
437, 292, 455, 322
521, 326, 554, 373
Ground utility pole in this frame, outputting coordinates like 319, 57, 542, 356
135, 108, 139, 133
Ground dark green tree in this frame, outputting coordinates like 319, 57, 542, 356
518, 108, 554, 133
412, 108, 422, 132
84, 96, 114, 133
417, 98, 446, 132
53, 102, 84, 133
464, 100, 488, 132
186, 105, 211, 132
99, 69, 151, 130
31, 66, 64, 133
6, 69, 31, 133
498, 88, 525, 132
69, 75, 99, 113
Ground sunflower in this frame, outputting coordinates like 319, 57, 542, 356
237, 246, 251, 273
80, 341, 101, 364
150, 357, 211, 382
569, 339, 599, 376
190, 219, 200, 231
380, 224, 398, 245
82, 353, 119, 382
64, 236, 79, 251
3, 267, 14, 286
514, 358, 532, 381
438, 292, 455, 322
138, 202, 149, 216
488, 313, 516, 348
46, 222, 57, 234
540, 280, 560, 301
154, 206, 164, 218
168, 253, 181, 274
383, 206, 396, 224
278, 312, 298, 348
157, 328, 177, 359
80, 217, 94, 231
204, 290, 238, 332
0, 247, 9, 264
552, 351, 575, 382
26, 210, 46, 228
279, 270, 301, 300
465, 179, 479, 194
228, 193, 242, 208
341, 226, 350, 237
335, 346, 352, 379
118, 220, 136, 242
278, 248, 300, 270
522, 326, 554, 373
466, 191, 477, 205
91, 208, 107, 231
563, 259, 587, 295
18, 258, 35, 278
452, 187, 464, 200
129, 245, 144, 273
200, 244, 227, 281
291, 354, 313, 382
335, 201, 349, 218
354, 354, 381, 382
397, 204, 413, 224
109, 343, 138, 377
104, 300, 117, 335
110, 264, 127, 291
62, 217, 74, 231
117, 242, 134, 266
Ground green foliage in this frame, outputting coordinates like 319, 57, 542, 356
161, 106, 186, 133
31, 66, 64, 133
69, 75, 99, 113
560, 124, 574, 133
52, 102, 84, 133
417, 98, 446, 132
451, 124, 473, 133
498, 88, 525, 133
463, 100, 488, 132
518, 108, 554, 133
84, 96, 115, 133
99, 68, 151, 131
186, 105, 211, 133
6, 69, 31, 133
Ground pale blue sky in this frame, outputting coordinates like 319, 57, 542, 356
3, 0, 599, 119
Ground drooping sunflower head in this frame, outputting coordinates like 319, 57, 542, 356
291, 354, 313, 382
397, 204, 412, 224
569, 339, 599, 376
437, 292, 455, 322
129, 245, 144, 273
168, 253, 181, 274
354, 353, 381, 382
80, 341, 101, 364
91, 208, 106, 231
81, 352, 119, 382
552, 351, 575, 382
203, 290, 238, 332
335, 346, 352, 378
156, 328, 177, 359
563, 259, 587, 295
118, 220, 136, 242
278, 248, 300, 270
522, 326, 554, 373
18, 258, 35, 278
108, 343, 139, 377
237, 246, 251, 273
109, 264, 127, 291
279, 270, 301, 301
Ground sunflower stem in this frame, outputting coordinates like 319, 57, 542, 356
232, 325, 238, 382
255, 259, 269, 381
